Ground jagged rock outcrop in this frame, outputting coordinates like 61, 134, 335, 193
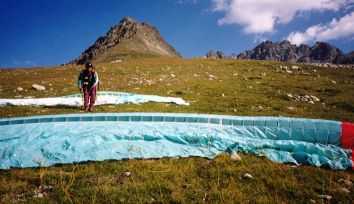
237, 41, 297, 62
205, 50, 225, 59
237, 40, 352, 64
71, 17, 181, 64
309, 42, 343, 63
335, 51, 354, 64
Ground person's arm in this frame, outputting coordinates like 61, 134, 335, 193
77, 71, 83, 91
92, 71, 99, 90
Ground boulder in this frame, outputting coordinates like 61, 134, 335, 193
317, 194, 332, 200
338, 187, 350, 194
230, 152, 242, 161
242, 173, 254, 179
32, 84, 46, 91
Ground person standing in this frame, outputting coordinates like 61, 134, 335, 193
77, 62, 99, 112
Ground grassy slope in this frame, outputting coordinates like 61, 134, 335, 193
0, 58, 353, 203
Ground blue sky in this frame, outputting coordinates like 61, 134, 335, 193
1, 0, 354, 67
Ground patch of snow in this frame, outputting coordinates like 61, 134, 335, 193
0, 91, 189, 107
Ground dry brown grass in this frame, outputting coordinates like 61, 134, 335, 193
0, 58, 353, 203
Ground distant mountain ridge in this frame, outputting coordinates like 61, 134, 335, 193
237, 40, 346, 64
71, 17, 181, 64
207, 40, 354, 64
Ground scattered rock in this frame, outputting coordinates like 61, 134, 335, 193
33, 192, 44, 198
207, 74, 217, 80
331, 80, 337, 84
242, 173, 254, 179
116, 171, 132, 184
338, 187, 350, 194
123, 171, 131, 177
17, 87, 24, 92
287, 93, 320, 104
280, 65, 288, 70
310, 95, 320, 102
111, 59, 123, 64
145, 80, 153, 85
33, 185, 53, 198
287, 106, 296, 111
32, 84, 46, 91
286, 70, 293, 74
317, 194, 332, 200
309, 199, 316, 203
15, 193, 26, 202
41, 185, 53, 191
230, 152, 242, 161
338, 178, 353, 187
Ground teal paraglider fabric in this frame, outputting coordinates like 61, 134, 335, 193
0, 113, 352, 170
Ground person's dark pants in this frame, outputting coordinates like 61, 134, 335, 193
83, 86, 97, 110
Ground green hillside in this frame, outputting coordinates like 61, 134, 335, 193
0, 58, 353, 203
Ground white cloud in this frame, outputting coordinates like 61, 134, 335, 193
212, 0, 352, 34
287, 11, 354, 45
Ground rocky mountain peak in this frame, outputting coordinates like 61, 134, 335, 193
71, 17, 180, 64
120, 16, 136, 24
